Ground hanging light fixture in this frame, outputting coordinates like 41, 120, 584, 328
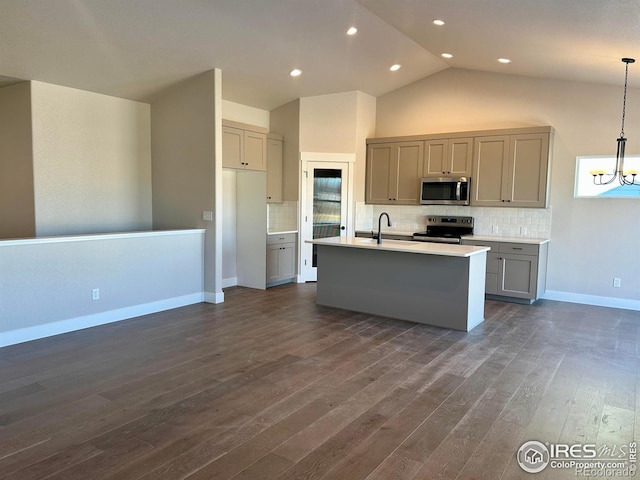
591, 58, 640, 186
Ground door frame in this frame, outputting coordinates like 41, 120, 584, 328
298, 152, 355, 283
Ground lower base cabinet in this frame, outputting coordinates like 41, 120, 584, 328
267, 233, 297, 287
461, 239, 548, 303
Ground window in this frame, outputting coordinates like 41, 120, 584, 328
574, 155, 640, 198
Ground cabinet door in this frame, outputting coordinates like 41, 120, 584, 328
267, 138, 283, 202
222, 126, 244, 169
266, 244, 281, 283
485, 251, 500, 295
244, 131, 267, 171
424, 138, 472, 177
394, 141, 423, 204
507, 133, 549, 207
498, 253, 538, 299
471, 136, 510, 206
279, 244, 295, 280
449, 138, 473, 176
423, 139, 448, 176
366, 144, 394, 204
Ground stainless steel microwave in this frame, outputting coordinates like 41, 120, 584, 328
420, 177, 470, 205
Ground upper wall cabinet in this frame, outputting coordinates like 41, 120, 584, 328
366, 126, 552, 207
222, 120, 267, 171
422, 137, 473, 177
266, 133, 283, 203
366, 141, 423, 205
472, 130, 551, 207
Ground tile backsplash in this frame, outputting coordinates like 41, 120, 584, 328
356, 202, 552, 239
268, 201, 298, 232
270, 201, 551, 238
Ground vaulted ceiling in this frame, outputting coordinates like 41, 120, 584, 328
1, 0, 639, 110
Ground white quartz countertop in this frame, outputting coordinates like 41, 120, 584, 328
267, 230, 298, 235
308, 237, 489, 257
463, 235, 550, 245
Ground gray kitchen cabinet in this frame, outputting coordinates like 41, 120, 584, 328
222, 120, 267, 171
461, 238, 548, 303
365, 141, 423, 204
366, 126, 552, 207
423, 137, 473, 177
267, 134, 283, 203
471, 131, 550, 207
266, 233, 296, 287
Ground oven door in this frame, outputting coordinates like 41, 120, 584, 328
420, 177, 470, 205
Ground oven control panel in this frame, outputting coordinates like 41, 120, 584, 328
426, 216, 474, 227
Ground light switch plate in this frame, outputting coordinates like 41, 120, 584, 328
203, 211, 213, 221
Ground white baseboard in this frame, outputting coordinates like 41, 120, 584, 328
222, 277, 238, 288
542, 290, 640, 311
0, 293, 204, 349
204, 291, 225, 304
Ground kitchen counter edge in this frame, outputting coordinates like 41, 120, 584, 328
463, 235, 549, 245
308, 237, 489, 258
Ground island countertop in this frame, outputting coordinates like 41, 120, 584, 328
308, 237, 489, 258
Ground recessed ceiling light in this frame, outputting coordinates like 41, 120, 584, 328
497, 58, 512, 64
346, 26, 358, 36
290, 69, 302, 77
441, 53, 453, 59
389, 64, 401, 71
433, 19, 445, 26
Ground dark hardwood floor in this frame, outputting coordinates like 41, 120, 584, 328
0, 283, 637, 479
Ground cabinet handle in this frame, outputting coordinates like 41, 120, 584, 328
512, 247, 523, 250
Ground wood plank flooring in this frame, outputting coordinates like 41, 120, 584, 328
0, 283, 638, 479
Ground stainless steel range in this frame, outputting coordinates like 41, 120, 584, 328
412, 215, 474, 244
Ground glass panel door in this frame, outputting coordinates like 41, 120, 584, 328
300, 160, 350, 282
312, 168, 343, 267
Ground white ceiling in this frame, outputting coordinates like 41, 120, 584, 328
1, 0, 639, 110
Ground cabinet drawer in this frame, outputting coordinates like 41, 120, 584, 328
267, 233, 297, 245
499, 242, 539, 256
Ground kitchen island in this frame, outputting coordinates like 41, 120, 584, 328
309, 237, 490, 331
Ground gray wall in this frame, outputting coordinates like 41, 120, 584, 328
151, 70, 222, 299
0, 82, 35, 239
0, 230, 204, 347
30, 81, 152, 236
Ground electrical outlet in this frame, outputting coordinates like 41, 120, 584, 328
491, 225, 500, 234
613, 277, 621, 288
519, 226, 528, 236
202, 211, 213, 221
92, 288, 100, 300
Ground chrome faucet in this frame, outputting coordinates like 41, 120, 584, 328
377, 212, 391, 244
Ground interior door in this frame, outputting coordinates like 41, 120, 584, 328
300, 161, 351, 282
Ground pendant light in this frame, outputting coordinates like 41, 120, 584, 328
591, 58, 640, 186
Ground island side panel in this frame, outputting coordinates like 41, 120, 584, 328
315, 245, 485, 331
466, 252, 487, 331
